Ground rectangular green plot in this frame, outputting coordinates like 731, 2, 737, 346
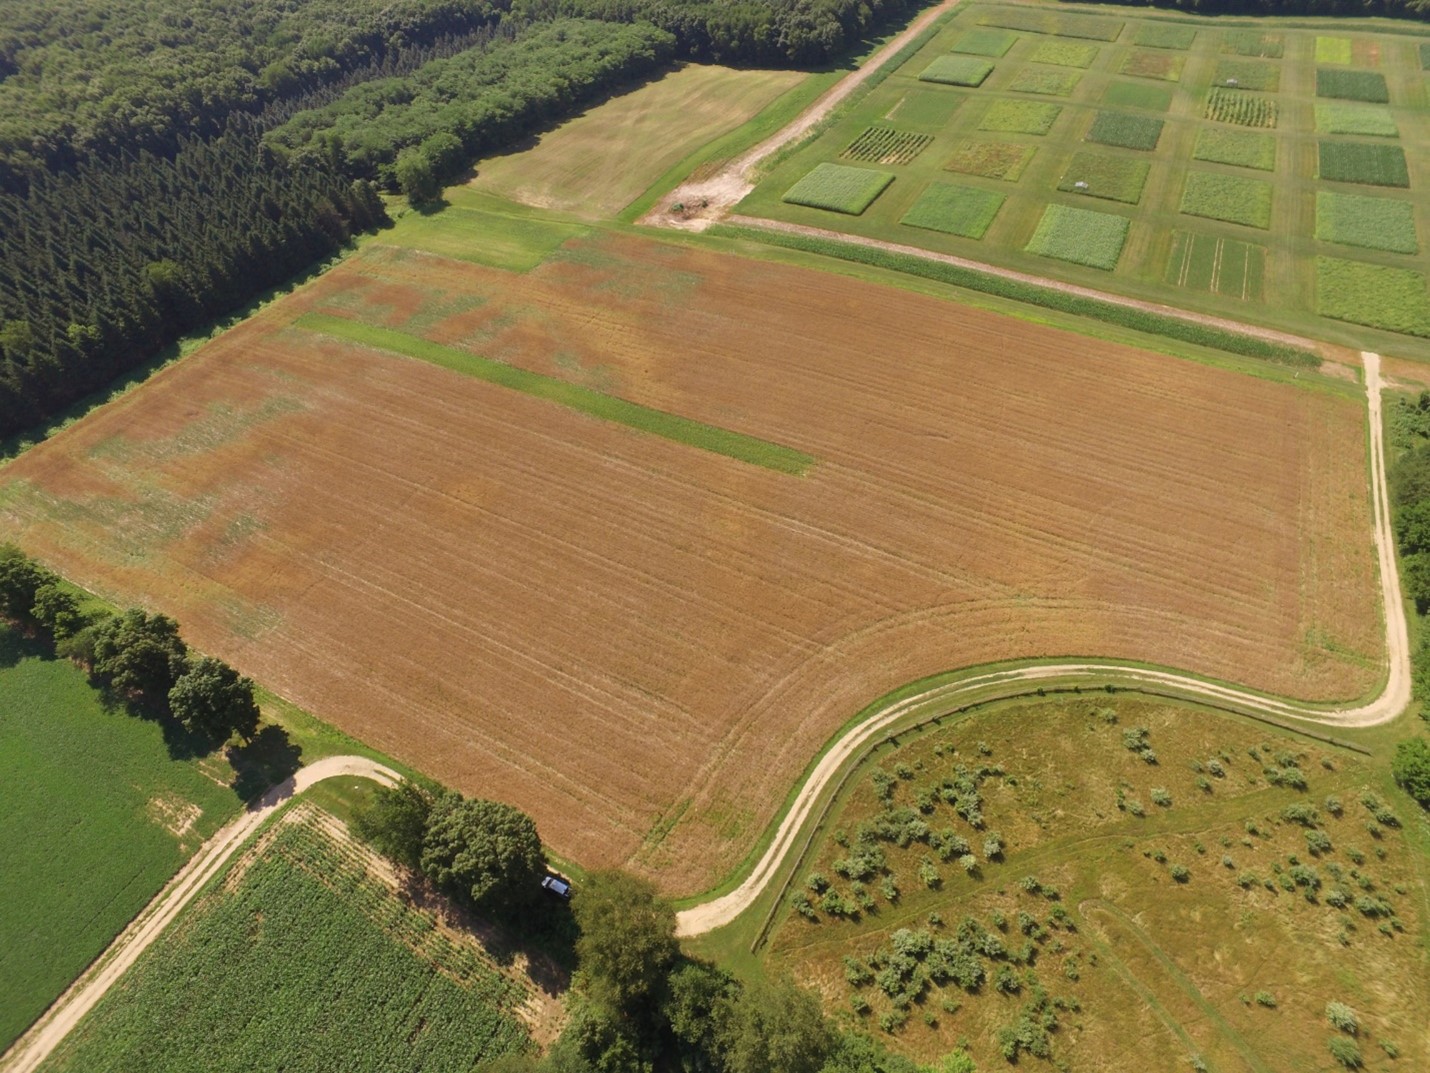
1029, 39, 1100, 68
1316, 191, 1418, 254
979, 99, 1062, 135
1317, 257, 1430, 336
841, 126, 933, 165
1313, 102, 1398, 137
1086, 111, 1163, 150
1315, 36, 1353, 64
1421, 42, 1430, 69
1102, 81, 1173, 112
1192, 128, 1275, 171
1121, 50, 1184, 81
1213, 59, 1279, 92
945, 139, 1037, 180
1134, 22, 1196, 50
888, 90, 962, 129
1024, 203, 1130, 270
951, 28, 1018, 57
978, 9, 1123, 41
1206, 88, 1277, 128
1008, 66, 1082, 96
1180, 171, 1272, 229
296, 313, 818, 474
783, 162, 895, 213
1222, 31, 1283, 59
901, 182, 1005, 238
1316, 68, 1389, 103
1165, 231, 1266, 300
920, 55, 995, 86
1057, 151, 1150, 204
1318, 141, 1409, 187
383, 203, 586, 272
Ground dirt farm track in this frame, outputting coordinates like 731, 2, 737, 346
0, 232, 1382, 895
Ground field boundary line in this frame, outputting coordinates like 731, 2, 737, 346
0, 756, 398, 1073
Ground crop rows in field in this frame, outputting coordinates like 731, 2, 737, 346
1206, 88, 1278, 128
1025, 203, 1129, 270
1181, 171, 1273, 229
784, 162, 895, 214
1316, 191, 1418, 254
1316, 68, 1389, 103
1317, 257, 1430, 336
920, 54, 995, 87
1057, 151, 1149, 204
1319, 141, 1409, 187
1193, 127, 1275, 170
901, 182, 1004, 237
1165, 232, 1266, 300
1086, 111, 1163, 151
842, 126, 934, 165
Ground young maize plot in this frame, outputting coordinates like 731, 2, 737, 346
783, 162, 896, 214
1024, 203, 1130, 270
1206, 88, 1278, 128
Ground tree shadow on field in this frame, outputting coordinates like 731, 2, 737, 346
227, 724, 303, 803
0, 624, 46, 669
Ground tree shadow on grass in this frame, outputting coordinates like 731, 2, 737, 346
0, 624, 46, 669
226, 723, 303, 803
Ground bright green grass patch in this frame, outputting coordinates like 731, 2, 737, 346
889, 89, 962, 128
1192, 127, 1276, 171
1121, 49, 1184, 81
1205, 88, 1277, 128
382, 200, 586, 272
1024, 203, 1130, 270
1008, 66, 1082, 96
0, 632, 239, 1050
1102, 80, 1173, 112
951, 27, 1018, 57
1134, 22, 1196, 50
945, 139, 1037, 180
978, 99, 1062, 135
901, 182, 1005, 238
1316, 256, 1430, 336
1057, 151, 1150, 204
1180, 171, 1273, 229
41, 817, 532, 1073
296, 313, 817, 474
1316, 68, 1389, 103
783, 162, 895, 213
1213, 59, 1279, 92
1313, 102, 1398, 137
1318, 141, 1409, 187
1029, 39, 1100, 68
920, 54, 995, 86
1316, 191, 1418, 254
1085, 111, 1163, 151
1165, 232, 1266, 300
1223, 31, 1283, 59
978, 9, 1123, 41
1315, 36, 1353, 65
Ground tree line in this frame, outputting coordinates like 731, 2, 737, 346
0, 545, 261, 743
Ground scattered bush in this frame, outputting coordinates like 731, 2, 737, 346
1329, 1036, 1363, 1068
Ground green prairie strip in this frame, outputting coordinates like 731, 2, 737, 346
295, 314, 817, 475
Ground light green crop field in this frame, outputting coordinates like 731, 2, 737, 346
734, 1, 1430, 352
0, 629, 239, 1050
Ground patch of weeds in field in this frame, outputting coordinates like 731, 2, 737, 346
1316, 69, 1389, 103
1029, 39, 1100, 68
951, 28, 1018, 57
1223, 30, 1283, 58
1206, 88, 1277, 128
920, 55, 995, 87
783, 162, 895, 214
1085, 111, 1163, 151
1121, 49, 1184, 81
1101, 80, 1173, 112
1192, 128, 1275, 171
841, 126, 933, 165
1315, 36, 1353, 65
1134, 22, 1196, 50
1213, 59, 1280, 92
1057, 151, 1150, 204
1316, 257, 1430, 336
945, 139, 1037, 180
901, 182, 1005, 238
1008, 67, 1082, 96
1316, 191, 1418, 254
979, 99, 1063, 135
1024, 203, 1130, 270
1318, 141, 1409, 187
1180, 172, 1272, 229
1313, 102, 1398, 137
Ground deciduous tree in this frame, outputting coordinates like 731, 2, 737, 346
93, 607, 188, 703
573, 870, 678, 1016
354, 779, 435, 873
168, 656, 261, 741
421, 794, 545, 912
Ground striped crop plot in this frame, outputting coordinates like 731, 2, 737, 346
841, 126, 934, 165
1165, 232, 1266, 300
1205, 88, 1277, 128
783, 163, 894, 213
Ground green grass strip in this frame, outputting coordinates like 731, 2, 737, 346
295, 313, 817, 475
711, 226, 1318, 368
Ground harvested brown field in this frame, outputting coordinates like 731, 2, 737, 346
0, 233, 1380, 895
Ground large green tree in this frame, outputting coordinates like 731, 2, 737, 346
168, 656, 261, 741
93, 608, 188, 703
723, 977, 834, 1073
573, 871, 678, 1016
421, 794, 545, 912
0, 543, 46, 621
354, 779, 435, 873
1393, 737, 1430, 807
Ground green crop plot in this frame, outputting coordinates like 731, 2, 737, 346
1024, 203, 1130, 269
1313, 102, 1398, 137
979, 99, 1062, 134
1134, 22, 1196, 50
1102, 81, 1174, 111
1057, 151, 1151, 204
1316, 191, 1418, 253
901, 182, 1005, 237
1008, 67, 1082, 96
1318, 141, 1409, 187
951, 27, 1018, 56
1165, 232, 1266, 300
1206, 88, 1278, 128
1317, 257, 1430, 336
1086, 111, 1164, 150
1421, 42, 1430, 69
1180, 171, 1273, 228
783, 162, 896, 213
1223, 30, 1283, 58
978, 9, 1123, 41
920, 54, 995, 86
889, 90, 962, 128
945, 139, 1037, 180
1316, 68, 1389, 103
1121, 49, 1184, 81
1192, 127, 1276, 170
1029, 39, 1100, 68
42, 817, 533, 1073
841, 126, 933, 165
1315, 36, 1353, 64
1213, 59, 1280, 92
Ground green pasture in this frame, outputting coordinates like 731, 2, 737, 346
733, 1, 1430, 355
